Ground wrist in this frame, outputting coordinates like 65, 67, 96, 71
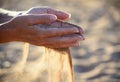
0, 22, 16, 43
0, 8, 22, 23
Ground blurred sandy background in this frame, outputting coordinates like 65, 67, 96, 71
0, 0, 120, 82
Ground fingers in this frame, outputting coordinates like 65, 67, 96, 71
43, 34, 83, 48
47, 8, 71, 20
22, 14, 57, 25
28, 40, 79, 48
76, 26, 84, 34
44, 42, 79, 48
43, 34, 84, 44
40, 27, 80, 38
24, 34, 83, 48
27, 7, 71, 20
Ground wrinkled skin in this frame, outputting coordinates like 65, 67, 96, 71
34, 20, 85, 48
0, 7, 84, 48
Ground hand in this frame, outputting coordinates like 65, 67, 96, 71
0, 7, 84, 48
24, 7, 71, 20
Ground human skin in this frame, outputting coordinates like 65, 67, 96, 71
0, 7, 84, 48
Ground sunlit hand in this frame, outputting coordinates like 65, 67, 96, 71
0, 7, 84, 48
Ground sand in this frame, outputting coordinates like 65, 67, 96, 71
0, 0, 120, 82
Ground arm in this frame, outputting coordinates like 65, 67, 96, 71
0, 22, 14, 43
0, 7, 84, 48
0, 8, 22, 23
0, 8, 22, 43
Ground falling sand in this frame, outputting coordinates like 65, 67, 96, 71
0, 20, 84, 82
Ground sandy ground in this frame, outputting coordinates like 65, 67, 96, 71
0, 0, 120, 82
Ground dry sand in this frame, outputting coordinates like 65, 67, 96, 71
0, 0, 120, 82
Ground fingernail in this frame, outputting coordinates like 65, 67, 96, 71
81, 34, 85, 40
77, 35, 85, 40
62, 12, 71, 19
78, 36, 84, 40
80, 29, 84, 34
73, 28, 79, 32
66, 13, 71, 18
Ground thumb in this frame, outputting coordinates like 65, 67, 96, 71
25, 14, 57, 25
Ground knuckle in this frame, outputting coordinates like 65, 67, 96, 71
25, 15, 34, 24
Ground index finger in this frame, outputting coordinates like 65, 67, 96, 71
27, 7, 71, 20
40, 27, 79, 38
47, 8, 71, 20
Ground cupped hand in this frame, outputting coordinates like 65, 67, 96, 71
3, 7, 84, 48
